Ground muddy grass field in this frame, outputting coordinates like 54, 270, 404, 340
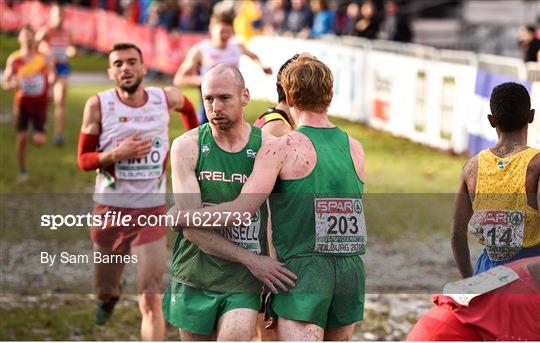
0, 232, 482, 340
0, 78, 473, 340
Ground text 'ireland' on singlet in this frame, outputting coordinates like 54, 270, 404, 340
170, 123, 267, 293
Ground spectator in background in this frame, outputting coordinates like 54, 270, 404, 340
160, 1, 179, 30
334, 1, 350, 36
310, 0, 335, 38
177, 1, 197, 31
379, 0, 412, 42
92, 0, 120, 13
283, 0, 312, 39
178, 0, 212, 32
146, 2, 163, 28
262, 0, 289, 35
138, 0, 153, 25
122, 0, 140, 24
343, 2, 361, 36
353, 0, 380, 39
147, 0, 177, 30
518, 26, 540, 62
234, 0, 263, 44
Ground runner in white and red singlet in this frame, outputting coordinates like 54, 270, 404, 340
173, 5, 271, 125
77, 42, 196, 340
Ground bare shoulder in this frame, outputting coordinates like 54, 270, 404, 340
5, 52, 16, 66
260, 123, 289, 143
346, 135, 366, 181
86, 94, 100, 108
259, 130, 311, 156
80, 95, 102, 133
185, 44, 202, 62
172, 128, 199, 152
527, 151, 540, 176
35, 27, 49, 41
531, 150, 540, 167
260, 127, 276, 143
163, 86, 183, 107
171, 128, 199, 167
288, 130, 310, 143
163, 86, 182, 98
462, 154, 479, 193
258, 132, 294, 160
463, 154, 479, 178
83, 95, 101, 119
262, 120, 290, 138
348, 136, 365, 158
285, 130, 314, 156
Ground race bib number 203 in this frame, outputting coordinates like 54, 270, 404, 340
314, 198, 367, 254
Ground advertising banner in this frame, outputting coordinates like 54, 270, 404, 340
64, 7, 96, 48
0, 0, 21, 32
2, 5, 538, 155
421, 62, 476, 153
468, 70, 531, 155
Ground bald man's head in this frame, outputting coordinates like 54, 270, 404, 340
203, 64, 245, 91
201, 64, 249, 131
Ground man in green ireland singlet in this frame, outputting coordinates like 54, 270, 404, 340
163, 64, 296, 340
173, 54, 367, 341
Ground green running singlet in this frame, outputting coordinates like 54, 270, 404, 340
170, 123, 267, 293
270, 126, 365, 260
268, 126, 367, 328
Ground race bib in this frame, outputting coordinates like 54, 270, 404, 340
115, 137, 165, 180
314, 198, 366, 254
443, 265, 519, 306
20, 74, 46, 96
217, 207, 262, 254
468, 210, 524, 261
52, 47, 68, 60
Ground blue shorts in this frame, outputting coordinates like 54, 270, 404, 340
474, 245, 540, 274
55, 62, 70, 77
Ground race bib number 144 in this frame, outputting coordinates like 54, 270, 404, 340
314, 198, 367, 254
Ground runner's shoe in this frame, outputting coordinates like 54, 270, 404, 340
17, 170, 28, 183
94, 296, 119, 326
53, 133, 64, 146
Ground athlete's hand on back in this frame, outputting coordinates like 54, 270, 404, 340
113, 131, 152, 161
245, 255, 297, 294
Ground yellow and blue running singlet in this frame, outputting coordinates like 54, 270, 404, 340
470, 148, 540, 274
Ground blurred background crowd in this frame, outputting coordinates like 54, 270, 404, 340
3, 0, 417, 41
3, 0, 539, 62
